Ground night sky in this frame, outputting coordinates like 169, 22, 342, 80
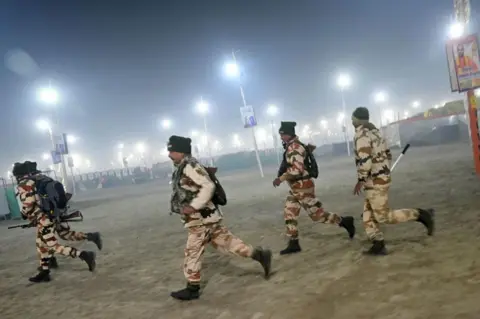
0, 0, 472, 173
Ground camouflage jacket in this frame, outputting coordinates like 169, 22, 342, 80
278, 137, 315, 191
170, 156, 222, 228
16, 176, 45, 222
353, 123, 392, 188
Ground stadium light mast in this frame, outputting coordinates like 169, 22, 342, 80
336, 73, 352, 156
224, 50, 264, 178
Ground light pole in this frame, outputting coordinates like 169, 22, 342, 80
374, 91, 388, 127
224, 50, 264, 178
336, 74, 351, 156
136, 142, 147, 166
266, 104, 281, 165
64, 135, 78, 195
196, 99, 213, 166
160, 118, 175, 172
35, 119, 55, 149
37, 86, 69, 191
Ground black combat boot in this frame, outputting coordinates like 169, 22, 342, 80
37, 257, 59, 271
79, 251, 96, 271
364, 240, 387, 256
29, 269, 51, 283
170, 282, 200, 301
417, 208, 435, 236
339, 216, 356, 239
280, 238, 301, 255
86, 232, 103, 250
251, 247, 272, 279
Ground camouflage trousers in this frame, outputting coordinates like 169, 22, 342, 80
36, 215, 82, 270
184, 223, 253, 284
284, 189, 342, 238
363, 186, 420, 241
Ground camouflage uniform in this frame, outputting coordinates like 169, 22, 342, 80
278, 137, 355, 255
170, 155, 271, 300
16, 175, 98, 282
353, 122, 434, 254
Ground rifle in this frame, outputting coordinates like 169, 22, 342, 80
8, 210, 84, 229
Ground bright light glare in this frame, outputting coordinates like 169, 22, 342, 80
118, 143, 124, 149
224, 62, 240, 77
337, 73, 351, 89
71, 154, 82, 167
161, 147, 169, 157
336, 112, 345, 125
66, 134, 77, 144
374, 92, 388, 103
412, 101, 420, 108
434, 104, 440, 109
161, 118, 171, 129
383, 109, 395, 124
256, 128, 267, 142
36, 119, 51, 131
42, 152, 50, 160
320, 119, 328, 129
213, 140, 221, 151
136, 142, 146, 153
232, 134, 242, 147
201, 135, 208, 145
196, 101, 209, 114
266, 104, 278, 116
449, 22, 465, 39
85, 159, 91, 167
404, 111, 409, 118
191, 130, 199, 137
38, 87, 58, 104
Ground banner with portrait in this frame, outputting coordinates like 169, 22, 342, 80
446, 33, 480, 92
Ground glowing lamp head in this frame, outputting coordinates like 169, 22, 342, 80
224, 62, 240, 77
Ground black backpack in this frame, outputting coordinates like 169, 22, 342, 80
204, 167, 227, 206
34, 175, 68, 219
301, 142, 319, 179
281, 142, 318, 179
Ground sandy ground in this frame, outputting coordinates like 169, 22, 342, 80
1, 143, 480, 319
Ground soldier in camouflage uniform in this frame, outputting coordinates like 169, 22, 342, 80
168, 135, 272, 301
273, 121, 356, 255
24, 162, 103, 272
351, 107, 435, 255
13, 161, 99, 283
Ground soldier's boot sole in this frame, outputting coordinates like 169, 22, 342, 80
251, 247, 272, 279
170, 283, 200, 301
280, 239, 302, 255
339, 216, 356, 239
417, 208, 435, 236
79, 251, 96, 272
363, 240, 388, 256
87, 232, 103, 250
29, 270, 51, 283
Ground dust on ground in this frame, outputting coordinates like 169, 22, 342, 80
1, 143, 479, 319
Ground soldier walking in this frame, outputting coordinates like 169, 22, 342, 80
168, 135, 271, 301
272, 121, 356, 255
351, 107, 435, 255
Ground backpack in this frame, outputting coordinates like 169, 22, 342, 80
301, 142, 319, 179
204, 167, 227, 206
282, 142, 319, 179
34, 175, 68, 219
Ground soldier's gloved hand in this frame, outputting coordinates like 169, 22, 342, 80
182, 205, 197, 215
272, 178, 282, 187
